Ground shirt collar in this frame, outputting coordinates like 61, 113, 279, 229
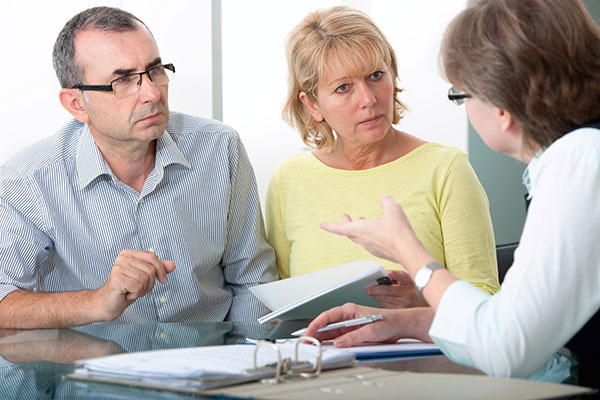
155, 129, 192, 171
521, 147, 547, 199
76, 125, 191, 190
76, 125, 113, 189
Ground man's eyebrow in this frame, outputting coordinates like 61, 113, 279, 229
111, 58, 163, 77
146, 57, 162, 70
112, 67, 136, 77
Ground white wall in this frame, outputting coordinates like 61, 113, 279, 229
2, 1, 467, 210
0, 0, 212, 162
221, 0, 468, 206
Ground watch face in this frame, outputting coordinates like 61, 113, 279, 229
415, 266, 433, 290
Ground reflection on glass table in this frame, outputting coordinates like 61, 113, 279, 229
0, 321, 584, 399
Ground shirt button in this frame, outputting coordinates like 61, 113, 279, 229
160, 296, 167, 304
138, 198, 144, 205
160, 331, 168, 339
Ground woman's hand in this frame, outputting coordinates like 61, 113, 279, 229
303, 303, 434, 348
320, 194, 455, 310
320, 194, 429, 268
367, 270, 428, 308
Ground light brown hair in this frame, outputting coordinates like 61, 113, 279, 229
441, 0, 600, 153
283, 6, 407, 149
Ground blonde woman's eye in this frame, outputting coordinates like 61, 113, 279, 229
369, 71, 383, 80
335, 84, 349, 93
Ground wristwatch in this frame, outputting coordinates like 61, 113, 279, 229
414, 262, 445, 293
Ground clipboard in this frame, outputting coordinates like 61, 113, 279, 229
67, 365, 595, 400
66, 337, 356, 391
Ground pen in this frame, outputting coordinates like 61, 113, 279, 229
291, 314, 383, 337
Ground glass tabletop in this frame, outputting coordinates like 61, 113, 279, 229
0, 321, 582, 399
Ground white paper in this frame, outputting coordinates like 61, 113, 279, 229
250, 260, 387, 323
75, 340, 354, 379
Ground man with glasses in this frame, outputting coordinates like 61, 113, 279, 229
0, 7, 277, 328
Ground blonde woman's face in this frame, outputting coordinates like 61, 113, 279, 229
303, 60, 395, 148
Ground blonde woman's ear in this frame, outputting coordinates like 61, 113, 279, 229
299, 91, 324, 122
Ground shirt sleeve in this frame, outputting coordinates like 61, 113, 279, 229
429, 146, 600, 378
220, 133, 278, 321
437, 152, 500, 294
265, 166, 291, 279
0, 173, 52, 302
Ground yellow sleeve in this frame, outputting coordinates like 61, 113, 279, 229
438, 152, 500, 294
265, 167, 290, 279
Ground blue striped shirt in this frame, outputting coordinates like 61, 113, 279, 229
0, 112, 277, 323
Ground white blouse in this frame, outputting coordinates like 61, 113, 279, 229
429, 127, 600, 378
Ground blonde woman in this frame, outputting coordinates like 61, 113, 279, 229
266, 6, 500, 309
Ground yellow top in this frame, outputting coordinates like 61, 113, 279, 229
266, 143, 500, 294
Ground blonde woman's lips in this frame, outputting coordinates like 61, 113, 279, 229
360, 115, 381, 125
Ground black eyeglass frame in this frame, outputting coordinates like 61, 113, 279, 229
447, 86, 472, 105
73, 63, 175, 93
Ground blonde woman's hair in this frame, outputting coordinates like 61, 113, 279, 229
283, 6, 407, 149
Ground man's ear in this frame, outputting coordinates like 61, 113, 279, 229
299, 91, 324, 122
58, 88, 90, 124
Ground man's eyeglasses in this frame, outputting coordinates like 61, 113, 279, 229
447, 86, 472, 106
74, 63, 175, 98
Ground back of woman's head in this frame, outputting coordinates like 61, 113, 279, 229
441, 0, 600, 152
283, 6, 406, 149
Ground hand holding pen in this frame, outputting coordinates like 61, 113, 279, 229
292, 314, 383, 337
303, 303, 434, 348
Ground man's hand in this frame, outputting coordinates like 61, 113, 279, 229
94, 249, 175, 321
366, 270, 429, 308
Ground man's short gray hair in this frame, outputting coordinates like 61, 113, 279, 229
52, 6, 150, 88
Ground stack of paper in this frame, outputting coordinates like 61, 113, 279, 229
70, 340, 356, 390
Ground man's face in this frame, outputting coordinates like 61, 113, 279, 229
73, 24, 170, 150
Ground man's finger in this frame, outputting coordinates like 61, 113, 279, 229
154, 260, 176, 284
115, 258, 155, 289
163, 260, 176, 273
119, 250, 173, 284
116, 273, 153, 301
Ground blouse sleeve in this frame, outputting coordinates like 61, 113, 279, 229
437, 152, 500, 294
